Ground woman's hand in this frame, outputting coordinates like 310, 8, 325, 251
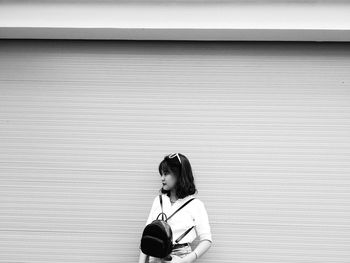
163, 255, 184, 263
163, 250, 198, 263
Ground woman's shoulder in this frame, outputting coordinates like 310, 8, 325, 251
151, 193, 168, 203
151, 194, 206, 207
188, 195, 206, 207
151, 194, 161, 200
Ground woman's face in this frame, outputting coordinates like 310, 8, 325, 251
161, 170, 177, 191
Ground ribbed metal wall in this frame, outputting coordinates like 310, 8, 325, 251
0, 40, 350, 263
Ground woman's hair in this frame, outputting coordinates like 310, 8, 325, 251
158, 153, 197, 198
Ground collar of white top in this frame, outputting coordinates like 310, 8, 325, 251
165, 194, 195, 203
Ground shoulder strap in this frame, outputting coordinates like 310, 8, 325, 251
159, 194, 163, 211
158, 194, 166, 221
160, 196, 196, 244
167, 197, 195, 222
174, 225, 195, 244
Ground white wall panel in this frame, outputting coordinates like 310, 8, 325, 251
0, 40, 350, 263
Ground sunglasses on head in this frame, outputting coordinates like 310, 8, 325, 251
167, 153, 182, 164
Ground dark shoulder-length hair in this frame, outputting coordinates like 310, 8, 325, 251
158, 153, 197, 198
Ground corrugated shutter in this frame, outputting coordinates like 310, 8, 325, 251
0, 40, 349, 262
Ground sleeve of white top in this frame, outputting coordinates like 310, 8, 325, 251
193, 199, 213, 243
145, 195, 159, 225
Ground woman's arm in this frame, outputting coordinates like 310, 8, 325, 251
182, 239, 212, 263
138, 250, 149, 263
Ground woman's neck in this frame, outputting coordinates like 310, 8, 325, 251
170, 190, 178, 201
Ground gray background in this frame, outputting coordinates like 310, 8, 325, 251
0, 40, 350, 262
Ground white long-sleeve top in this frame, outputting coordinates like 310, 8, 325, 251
145, 194, 213, 244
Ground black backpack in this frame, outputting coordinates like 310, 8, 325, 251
140, 195, 195, 259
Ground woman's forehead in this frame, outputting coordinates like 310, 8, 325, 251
159, 159, 179, 175
160, 164, 170, 173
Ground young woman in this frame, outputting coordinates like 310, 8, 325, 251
138, 153, 213, 263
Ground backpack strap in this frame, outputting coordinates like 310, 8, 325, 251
157, 194, 166, 221
159, 195, 196, 245
159, 194, 163, 211
167, 197, 195, 221
174, 225, 195, 244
